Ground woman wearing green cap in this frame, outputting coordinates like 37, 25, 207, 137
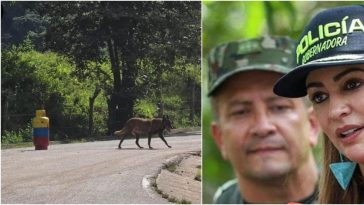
274, 5, 364, 203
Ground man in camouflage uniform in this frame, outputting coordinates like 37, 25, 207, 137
207, 36, 320, 203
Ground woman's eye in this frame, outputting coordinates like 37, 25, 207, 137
311, 92, 328, 104
344, 80, 362, 90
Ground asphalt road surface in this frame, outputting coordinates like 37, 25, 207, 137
1, 133, 201, 204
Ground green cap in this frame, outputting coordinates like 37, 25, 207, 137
207, 35, 296, 96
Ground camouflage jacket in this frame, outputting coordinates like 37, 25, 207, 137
213, 179, 318, 204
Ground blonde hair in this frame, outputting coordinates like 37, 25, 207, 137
319, 133, 364, 203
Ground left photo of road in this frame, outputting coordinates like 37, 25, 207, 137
1, 1, 201, 204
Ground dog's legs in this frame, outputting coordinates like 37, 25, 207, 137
148, 134, 153, 149
118, 136, 125, 149
135, 134, 143, 148
159, 132, 172, 148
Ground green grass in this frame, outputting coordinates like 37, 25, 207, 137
151, 181, 157, 188
161, 192, 169, 199
1, 139, 88, 150
179, 199, 192, 204
1, 142, 34, 149
169, 197, 192, 204
156, 189, 163, 195
166, 164, 177, 173
194, 169, 201, 181
153, 179, 192, 204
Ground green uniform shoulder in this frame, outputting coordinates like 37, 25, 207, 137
213, 179, 243, 204
212, 179, 318, 204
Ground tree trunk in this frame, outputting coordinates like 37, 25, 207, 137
106, 37, 121, 134
157, 102, 164, 118
189, 80, 195, 124
107, 38, 121, 93
116, 62, 137, 126
1, 94, 8, 132
106, 96, 116, 135
106, 34, 139, 133
88, 87, 101, 137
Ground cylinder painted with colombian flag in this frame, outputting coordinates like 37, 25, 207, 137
32, 110, 49, 150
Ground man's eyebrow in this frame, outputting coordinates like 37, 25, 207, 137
227, 100, 252, 107
333, 67, 364, 82
265, 96, 285, 103
306, 82, 324, 90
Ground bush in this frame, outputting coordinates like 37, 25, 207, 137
2, 45, 110, 141
133, 99, 157, 118
2, 130, 23, 144
2, 123, 33, 144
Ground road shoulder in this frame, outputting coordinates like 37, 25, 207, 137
148, 151, 201, 204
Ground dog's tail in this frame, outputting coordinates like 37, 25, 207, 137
113, 129, 126, 136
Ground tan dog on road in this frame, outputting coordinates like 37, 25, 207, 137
114, 115, 173, 149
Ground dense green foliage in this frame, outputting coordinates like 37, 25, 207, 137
30, 1, 201, 133
2, 123, 32, 144
2, 43, 110, 141
2, 1, 201, 143
202, 1, 359, 203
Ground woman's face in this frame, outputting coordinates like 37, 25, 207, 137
306, 64, 364, 164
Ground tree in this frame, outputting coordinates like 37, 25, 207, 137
1, 44, 110, 140
33, 1, 200, 133
1, 1, 46, 51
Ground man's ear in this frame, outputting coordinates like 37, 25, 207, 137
308, 106, 321, 147
211, 121, 228, 160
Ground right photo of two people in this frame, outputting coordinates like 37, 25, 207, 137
202, 2, 364, 204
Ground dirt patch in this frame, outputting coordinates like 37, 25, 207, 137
154, 151, 201, 204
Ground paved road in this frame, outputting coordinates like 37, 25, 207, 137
1, 133, 201, 204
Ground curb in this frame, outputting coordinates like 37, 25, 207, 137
142, 151, 201, 204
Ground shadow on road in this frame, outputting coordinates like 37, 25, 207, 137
115, 147, 163, 151
20, 149, 41, 152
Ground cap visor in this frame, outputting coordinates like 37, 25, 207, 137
274, 57, 364, 98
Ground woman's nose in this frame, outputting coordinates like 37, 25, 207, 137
328, 97, 351, 121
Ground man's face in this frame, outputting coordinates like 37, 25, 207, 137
211, 71, 317, 181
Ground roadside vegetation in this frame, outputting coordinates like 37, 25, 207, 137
2, 1, 201, 145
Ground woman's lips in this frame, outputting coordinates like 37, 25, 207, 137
335, 125, 364, 145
